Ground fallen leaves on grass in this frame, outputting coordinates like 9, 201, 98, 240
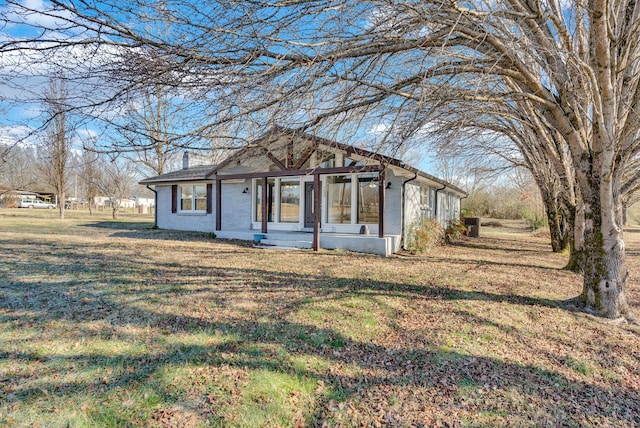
0, 212, 639, 427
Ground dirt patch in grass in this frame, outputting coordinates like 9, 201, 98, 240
0, 210, 639, 426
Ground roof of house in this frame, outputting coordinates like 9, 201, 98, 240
139, 126, 466, 195
140, 164, 219, 184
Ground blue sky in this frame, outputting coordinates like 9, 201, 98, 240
0, 0, 447, 174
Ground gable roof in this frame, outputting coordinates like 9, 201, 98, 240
139, 126, 466, 196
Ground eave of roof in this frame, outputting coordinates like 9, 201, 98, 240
139, 164, 218, 184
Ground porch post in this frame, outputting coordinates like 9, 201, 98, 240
378, 169, 385, 238
261, 176, 268, 233
313, 173, 321, 252
215, 179, 222, 231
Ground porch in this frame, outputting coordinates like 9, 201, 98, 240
214, 229, 401, 257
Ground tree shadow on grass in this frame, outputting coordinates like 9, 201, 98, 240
80, 220, 154, 231
2, 283, 639, 426
1, 234, 638, 426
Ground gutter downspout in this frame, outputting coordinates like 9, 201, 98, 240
401, 172, 419, 249
434, 185, 447, 225
459, 195, 467, 214
146, 185, 158, 228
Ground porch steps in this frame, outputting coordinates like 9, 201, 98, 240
259, 238, 312, 249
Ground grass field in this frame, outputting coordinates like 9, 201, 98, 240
0, 209, 639, 427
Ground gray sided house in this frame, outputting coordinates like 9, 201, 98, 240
140, 127, 466, 256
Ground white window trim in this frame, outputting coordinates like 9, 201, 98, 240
252, 177, 303, 226
324, 173, 381, 227
178, 184, 207, 213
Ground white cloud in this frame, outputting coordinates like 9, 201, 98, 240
367, 123, 390, 135
0, 124, 37, 146
2, 0, 76, 30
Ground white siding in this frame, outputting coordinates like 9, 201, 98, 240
156, 184, 217, 233
404, 181, 422, 228
383, 172, 404, 236
220, 180, 252, 230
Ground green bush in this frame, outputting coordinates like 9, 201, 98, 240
406, 218, 444, 253
521, 207, 547, 231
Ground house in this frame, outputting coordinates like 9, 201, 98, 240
140, 127, 466, 256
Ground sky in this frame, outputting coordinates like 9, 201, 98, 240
0, 0, 452, 175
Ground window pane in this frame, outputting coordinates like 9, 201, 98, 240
420, 186, 431, 219
327, 175, 352, 224
279, 180, 300, 223
194, 185, 207, 211
180, 186, 193, 211
255, 179, 275, 222
267, 179, 275, 222
317, 151, 335, 168
357, 174, 378, 224
255, 181, 262, 222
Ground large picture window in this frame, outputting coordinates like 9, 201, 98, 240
327, 175, 352, 224
180, 185, 207, 212
279, 179, 300, 223
357, 174, 379, 224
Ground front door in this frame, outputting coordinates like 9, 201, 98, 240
304, 182, 320, 228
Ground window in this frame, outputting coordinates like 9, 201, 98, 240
345, 157, 365, 167
317, 151, 335, 168
327, 175, 352, 223
420, 186, 431, 219
255, 179, 275, 222
279, 179, 300, 223
357, 174, 379, 224
180, 186, 192, 210
179, 185, 207, 212
420, 186, 429, 207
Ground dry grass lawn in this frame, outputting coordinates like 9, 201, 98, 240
0, 209, 639, 427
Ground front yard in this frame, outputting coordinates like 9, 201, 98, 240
0, 210, 638, 426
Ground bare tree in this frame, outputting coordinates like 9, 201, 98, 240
117, 83, 188, 176
94, 154, 137, 220
0, 144, 39, 192
80, 144, 100, 215
39, 74, 73, 218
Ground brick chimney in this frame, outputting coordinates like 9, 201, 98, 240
182, 151, 189, 170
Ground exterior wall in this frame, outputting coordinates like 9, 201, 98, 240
436, 190, 448, 225
401, 181, 464, 248
156, 184, 217, 233
220, 180, 253, 230
151, 171, 463, 257
383, 171, 404, 236
403, 182, 423, 247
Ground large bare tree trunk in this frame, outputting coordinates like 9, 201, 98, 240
566, 199, 584, 273
540, 188, 572, 253
578, 169, 630, 318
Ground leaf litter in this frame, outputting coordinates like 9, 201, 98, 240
0, 213, 638, 427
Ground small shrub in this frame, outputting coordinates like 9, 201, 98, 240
521, 207, 547, 231
406, 218, 444, 253
460, 208, 474, 218
445, 218, 467, 244
207, 232, 217, 239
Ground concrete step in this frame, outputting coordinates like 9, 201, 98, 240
259, 238, 312, 249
